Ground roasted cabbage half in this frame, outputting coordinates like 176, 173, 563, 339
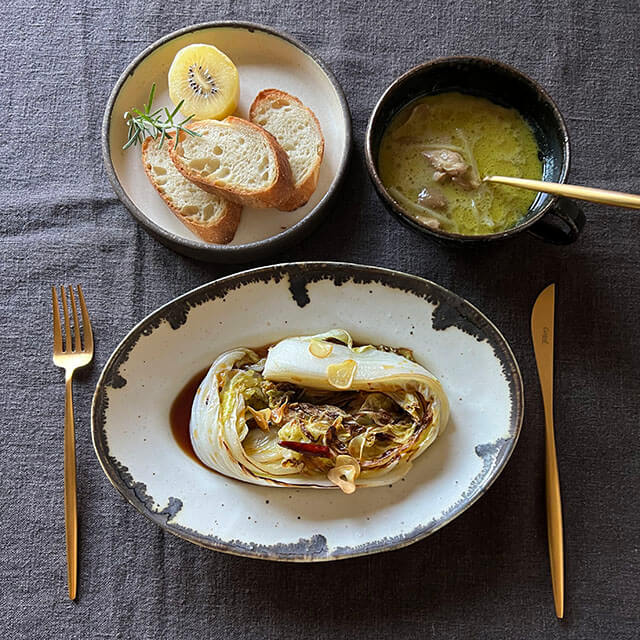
190, 330, 449, 493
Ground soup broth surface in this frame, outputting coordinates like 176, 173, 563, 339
378, 92, 543, 235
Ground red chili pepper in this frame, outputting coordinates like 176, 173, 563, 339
278, 440, 331, 457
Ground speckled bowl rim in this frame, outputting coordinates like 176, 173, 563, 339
101, 22, 352, 262
91, 262, 524, 562
365, 55, 570, 243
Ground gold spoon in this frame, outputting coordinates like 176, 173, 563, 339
484, 175, 640, 209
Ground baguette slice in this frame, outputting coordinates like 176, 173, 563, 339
142, 137, 242, 244
169, 116, 294, 209
249, 89, 324, 211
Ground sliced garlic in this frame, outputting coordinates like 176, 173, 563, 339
352, 344, 375, 353
271, 402, 287, 425
327, 359, 357, 389
327, 455, 361, 494
308, 340, 334, 358
246, 406, 271, 431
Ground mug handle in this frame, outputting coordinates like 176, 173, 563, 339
526, 198, 586, 245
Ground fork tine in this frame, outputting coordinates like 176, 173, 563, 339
60, 286, 72, 352
77, 285, 93, 352
68, 286, 82, 352
52, 287, 63, 352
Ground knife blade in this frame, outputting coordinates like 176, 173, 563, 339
531, 283, 564, 619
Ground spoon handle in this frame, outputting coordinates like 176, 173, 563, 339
484, 175, 640, 209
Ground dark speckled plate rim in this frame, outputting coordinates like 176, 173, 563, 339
101, 22, 352, 263
364, 55, 570, 243
91, 262, 524, 562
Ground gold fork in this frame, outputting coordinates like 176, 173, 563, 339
51, 285, 94, 600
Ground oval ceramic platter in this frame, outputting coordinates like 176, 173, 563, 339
92, 263, 523, 561
102, 23, 351, 262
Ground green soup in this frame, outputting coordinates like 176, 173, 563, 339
378, 92, 543, 235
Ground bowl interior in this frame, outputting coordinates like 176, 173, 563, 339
106, 24, 349, 249
369, 58, 568, 233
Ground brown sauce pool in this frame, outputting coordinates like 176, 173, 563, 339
169, 367, 208, 467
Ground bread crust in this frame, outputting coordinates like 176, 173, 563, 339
168, 116, 294, 209
249, 89, 325, 211
142, 137, 242, 244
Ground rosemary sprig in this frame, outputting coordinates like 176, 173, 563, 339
122, 83, 201, 150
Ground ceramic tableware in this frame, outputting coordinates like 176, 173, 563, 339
103, 22, 351, 263
365, 56, 586, 245
92, 263, 523, 561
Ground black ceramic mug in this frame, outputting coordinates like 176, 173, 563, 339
365, 57, 585, 245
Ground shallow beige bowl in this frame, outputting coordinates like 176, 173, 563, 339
102, 22, 351, 262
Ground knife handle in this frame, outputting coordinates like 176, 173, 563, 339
544, 413, 564, 619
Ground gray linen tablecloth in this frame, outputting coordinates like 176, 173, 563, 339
2, 0, 639, 638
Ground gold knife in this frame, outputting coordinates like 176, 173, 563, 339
531, 283, 564, 618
